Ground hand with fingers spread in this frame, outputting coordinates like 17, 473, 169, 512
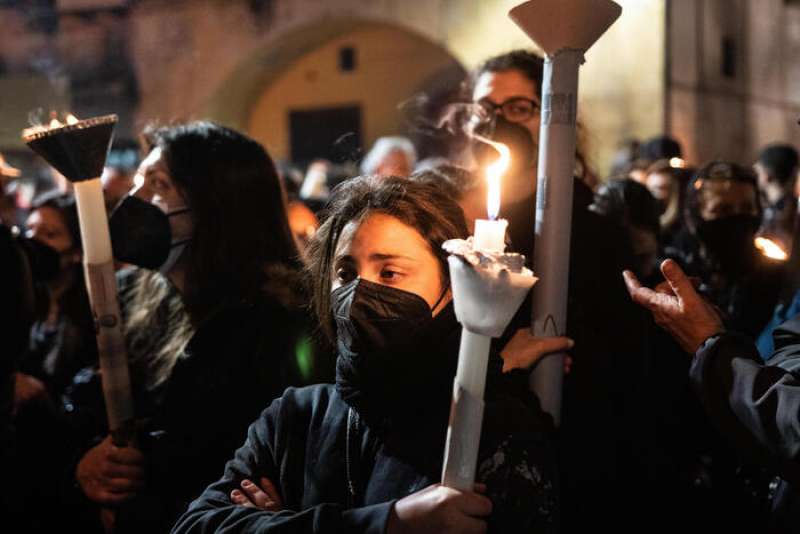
387, 483, 492, 534
623, 259, 725, 353
76, 435, 146, 505
230, 477, 284, 512
500, 330, 574, 374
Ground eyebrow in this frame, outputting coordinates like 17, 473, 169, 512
369, 253, 415, 261
334, 253, 416, 263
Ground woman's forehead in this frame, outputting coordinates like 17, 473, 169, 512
335, 213, 428, 259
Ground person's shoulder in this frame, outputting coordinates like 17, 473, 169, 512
272, 384, 341, 419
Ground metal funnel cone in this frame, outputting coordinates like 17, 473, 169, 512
509, 0, 622, 55
22, 114, 118, 182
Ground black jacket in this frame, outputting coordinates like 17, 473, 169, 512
63, 270, 331, 534
172, 379, 557, 534
690, 317, 800, 532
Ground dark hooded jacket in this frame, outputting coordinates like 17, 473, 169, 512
171, 303, 558, 534
691, 316, 800, 533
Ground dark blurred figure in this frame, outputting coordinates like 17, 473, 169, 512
19, 192, 96, 400
360, 136, 417, 177
609, 137, 642, 178
278, 162, 320, 255
101, 165, 135, 211
667, 161, 785, 337
645, 159, 686, 247
591, 178, 661, 281
754, 144, 799, 254
639, 134, 683, 164
470, 49, 648, 534
14, 192, 96, 534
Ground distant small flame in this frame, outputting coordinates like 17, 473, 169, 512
65, 114, 79, 125
669, 157, 686, 169
480, 138, 511, 220
755, 237, 788, 261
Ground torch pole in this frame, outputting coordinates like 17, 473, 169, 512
442, 330, 492, 490
528, 50, 583, 425
73, 178, 135, 445
509, 0, 622, 425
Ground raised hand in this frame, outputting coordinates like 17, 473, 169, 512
623, 259, 724, 353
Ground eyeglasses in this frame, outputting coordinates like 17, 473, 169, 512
473, 97, 541, 124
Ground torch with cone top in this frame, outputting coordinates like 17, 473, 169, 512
23, 114, 134, 445
508, 0, 622, 424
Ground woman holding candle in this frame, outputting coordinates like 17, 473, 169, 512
172, 175, 557, 534
62, 122, 328, 534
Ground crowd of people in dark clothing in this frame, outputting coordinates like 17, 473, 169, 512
1, 49, 800, 534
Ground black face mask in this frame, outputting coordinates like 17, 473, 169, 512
108, 195, 172, 270
332, 278, 457, 423
473, 115, 537, 188
697, 214, 760, 274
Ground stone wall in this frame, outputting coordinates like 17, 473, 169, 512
668, 0, 800, 166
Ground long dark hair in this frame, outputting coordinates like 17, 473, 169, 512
306, 175, 468, 339
143, 121, 300, 323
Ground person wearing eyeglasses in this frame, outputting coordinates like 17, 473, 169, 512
468, 50, 650, 533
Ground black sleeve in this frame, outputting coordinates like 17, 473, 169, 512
689, 332, 800, 485
171, 395, 394, 534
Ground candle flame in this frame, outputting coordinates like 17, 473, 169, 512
755, 237, 788, 261
481, 139, 510, 220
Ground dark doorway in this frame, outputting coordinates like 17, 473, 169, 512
289, 105, 362, 165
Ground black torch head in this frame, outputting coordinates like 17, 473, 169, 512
22, 114, 118, 183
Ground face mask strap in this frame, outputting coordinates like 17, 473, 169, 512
166, 206, 191, 218
430, 285, 450, 315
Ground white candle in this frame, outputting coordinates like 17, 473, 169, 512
472, 139, 510, 252
73, 177, 113, 264
473, 218, 508, 252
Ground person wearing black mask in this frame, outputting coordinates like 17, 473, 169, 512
666, 161, 785, 337
61, 122, 327, 534
469, 50, 646, 533
172, 175, 558, 534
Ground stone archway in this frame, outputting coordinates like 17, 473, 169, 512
222, 20, 466, 162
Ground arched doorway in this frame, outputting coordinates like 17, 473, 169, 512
203, 20, 465, 165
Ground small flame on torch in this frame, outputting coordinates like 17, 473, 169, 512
480, 138, 511, 220
754, 237, 788, 261
23, 112, 81, 138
